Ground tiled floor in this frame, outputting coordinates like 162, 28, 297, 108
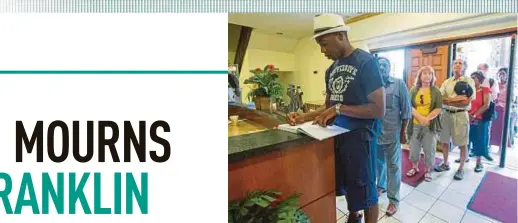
336, 147, 518, 223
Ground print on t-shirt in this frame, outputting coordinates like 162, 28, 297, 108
323, 49, 384, 136
328, 64, 359, 102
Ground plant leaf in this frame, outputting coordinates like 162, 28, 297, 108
256, 198, 270, 208
261, 195, 276, 202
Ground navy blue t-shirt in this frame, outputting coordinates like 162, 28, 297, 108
325, 49, 383, 138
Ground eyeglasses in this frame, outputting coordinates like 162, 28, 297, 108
420, 95, 424, 105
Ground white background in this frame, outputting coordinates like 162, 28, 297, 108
0, 14, 228, 222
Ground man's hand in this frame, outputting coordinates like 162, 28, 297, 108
287, 112, 305, 126
400, 129, 408, 144
445, 95, 468, 104
313, 107, 337, 127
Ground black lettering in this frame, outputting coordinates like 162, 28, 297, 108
47, 121, 69, 163
98, 121, 120, 162
124, 121, 146, 162
150, 120, 170, 163
16, 121, 44, 162
73, 121, 94, 163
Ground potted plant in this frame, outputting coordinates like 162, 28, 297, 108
244, 64, 284, 111
228, 189, 310, 223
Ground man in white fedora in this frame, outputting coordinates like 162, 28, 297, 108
288, 13, 384, 223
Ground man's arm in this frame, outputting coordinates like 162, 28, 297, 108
398, 80, 411, 137
440, 79, 459, 105
448, 98, 472, 107
338, 87, 385, 119
399, 80, 412, 120
452, 78, 477, 107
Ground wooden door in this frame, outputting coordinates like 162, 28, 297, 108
406, 45, 449, 89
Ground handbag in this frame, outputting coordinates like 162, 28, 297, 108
482, 90, 497, 121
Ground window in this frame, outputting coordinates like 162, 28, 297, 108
377, 49, 406, 80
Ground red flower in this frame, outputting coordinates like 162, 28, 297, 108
267, 65, 275, 71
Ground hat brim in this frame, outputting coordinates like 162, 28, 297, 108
312, 26, 350, 39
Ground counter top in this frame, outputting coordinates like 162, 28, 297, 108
228, 129, 316, 163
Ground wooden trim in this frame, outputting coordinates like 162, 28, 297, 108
345, 13, 383, 24
233, 26, 253, 73
371, 27, 517, 53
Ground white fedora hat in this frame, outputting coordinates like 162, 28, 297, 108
312, 13, 350, 39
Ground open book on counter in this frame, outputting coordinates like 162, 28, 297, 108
277, 121, 349, 141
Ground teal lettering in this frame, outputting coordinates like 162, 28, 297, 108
42, 172, 64, 214
0, 172, 13, 214
114, 172, 121, 214
94, 173, 111, 214
15, 173, 39, 214
69, 173, 91, 214
126, 172, 148, 214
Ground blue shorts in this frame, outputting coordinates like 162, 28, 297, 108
335, 128, 378, 213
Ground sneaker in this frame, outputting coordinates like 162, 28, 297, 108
434, 163, 451, 172
455, 158, 469, 163
475, 163, 484, 172
454, 170, 464, 180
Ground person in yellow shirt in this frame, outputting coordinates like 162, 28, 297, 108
406, 66, 443, 182
414, 87, 432, 124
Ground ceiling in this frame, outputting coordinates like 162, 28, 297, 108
228, 13, 363, 39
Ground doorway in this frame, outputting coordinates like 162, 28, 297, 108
455, 36, 516, 169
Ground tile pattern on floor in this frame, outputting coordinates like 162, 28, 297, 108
336, 149, 517, 223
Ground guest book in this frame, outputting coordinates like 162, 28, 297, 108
277, 121, 349, 141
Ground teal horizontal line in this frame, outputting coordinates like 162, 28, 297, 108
0, 70, 227, 74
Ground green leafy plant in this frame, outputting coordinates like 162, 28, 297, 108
228, 189, 310, 223
244, 64, 284, 102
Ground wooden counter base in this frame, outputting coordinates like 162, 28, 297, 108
229, 138, 335, 222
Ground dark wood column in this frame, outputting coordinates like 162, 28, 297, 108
233, 26, 253, 73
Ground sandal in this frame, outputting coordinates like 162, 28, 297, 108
406, 168, 419, 177
386, 203, 397, 216
424, 172, 432, 182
